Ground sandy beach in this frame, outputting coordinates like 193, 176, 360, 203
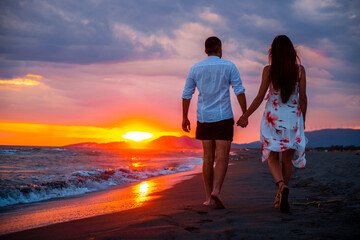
1, 149, 360, 240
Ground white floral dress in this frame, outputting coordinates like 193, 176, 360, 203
260, 72, 307, 168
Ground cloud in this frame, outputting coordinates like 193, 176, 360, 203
199, 7, 223, 23
240, 14, 285, 32
26, 74, 43, 78
292, 0, 341, 20
0, 75, 41, 86
112, 21, 214, 59
296, 44, 339, 69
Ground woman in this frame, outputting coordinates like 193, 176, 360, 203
238, 35, 307, 212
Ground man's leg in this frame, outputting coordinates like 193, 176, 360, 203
201, 140, 215, 206
211, 140, 231, 208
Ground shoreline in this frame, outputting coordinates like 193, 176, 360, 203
2, 150, 360, 239
0, 165, 202, 235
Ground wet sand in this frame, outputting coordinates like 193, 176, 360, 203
2, 150, 360, 239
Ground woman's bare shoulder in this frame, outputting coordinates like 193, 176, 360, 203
263, 65, 271, 75
299, 64, 306, 73
299, 64, 306, 79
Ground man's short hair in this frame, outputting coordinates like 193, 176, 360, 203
205, 36, 221, 54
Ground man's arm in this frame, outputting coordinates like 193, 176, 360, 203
229, 64, 247, 127
182, 99, 191, 132
181, 67, 196, 133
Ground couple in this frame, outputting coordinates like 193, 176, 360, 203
182, 36, 307, 213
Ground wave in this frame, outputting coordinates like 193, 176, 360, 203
0, 162, 199, 207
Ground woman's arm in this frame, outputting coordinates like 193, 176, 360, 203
237, 66, 270, 126
298, 65, 307, 126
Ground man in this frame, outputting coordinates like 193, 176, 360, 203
182, 36, 247, 209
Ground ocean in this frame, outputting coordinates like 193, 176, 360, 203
0, 145, 204, 234
0, 145, 203, 208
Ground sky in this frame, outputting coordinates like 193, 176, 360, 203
0, 0, 359, 146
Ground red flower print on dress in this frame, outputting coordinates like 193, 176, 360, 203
296, 105, 301, 117
293, 123, 299, 132
275, 129, 282, 135
280, 138, 290, 143
292, 99, 297, 105
262, 148, 268, 156
280, 146, 288, 151
265, 111, 278, 127
272, 99, 280, 108
296, 136, 301, 143
263, 137, 270, 147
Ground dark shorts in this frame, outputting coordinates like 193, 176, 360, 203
196, 118, 234, 142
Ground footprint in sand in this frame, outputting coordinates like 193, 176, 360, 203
184, 226, 200, 232
197, 211, 208, 215
200, 219, 213, 223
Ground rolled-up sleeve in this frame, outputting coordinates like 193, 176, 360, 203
230, 64, 245, 95
182, 68, 196, 99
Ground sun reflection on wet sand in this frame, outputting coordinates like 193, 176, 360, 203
0, 165, 201, 235
135, 181, 152, 203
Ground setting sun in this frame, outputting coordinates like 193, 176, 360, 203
122, 131, 154, 142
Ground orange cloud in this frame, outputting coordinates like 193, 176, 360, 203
0, 74, 43, 86
26, 74, 43, 78
0, 78, 40, 86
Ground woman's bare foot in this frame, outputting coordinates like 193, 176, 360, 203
279, 185, 290, 213
277, 180, 290, 213
211, 193, 225, 209
203, 199, 212, 206
273, 188, 281, 209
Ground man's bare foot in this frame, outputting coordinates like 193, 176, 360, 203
211, 193, 225, 209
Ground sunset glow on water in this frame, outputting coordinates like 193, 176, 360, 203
0, 170, 200, 235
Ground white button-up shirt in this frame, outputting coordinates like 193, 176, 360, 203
182, 56, 245, 123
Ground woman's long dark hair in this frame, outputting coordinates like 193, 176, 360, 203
269, 35, 300, 103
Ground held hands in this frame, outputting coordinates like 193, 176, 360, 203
237, 115, 248, 128
182, 118, 191, 132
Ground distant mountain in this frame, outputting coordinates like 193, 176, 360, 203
149, 135, 202, 149
64, 129, 360, 149
235, 128, 360, 149
65, 142, 101, 148
65, 141, 130, 149
233, 141, 261, 149
305, 129, 360, 147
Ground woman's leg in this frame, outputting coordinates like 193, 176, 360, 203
267, 151, 283, 183
268, 151, 290, 212
281, 149, 295, 185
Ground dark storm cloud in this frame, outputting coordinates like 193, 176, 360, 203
0, 0, 185, 64
0, 0, 359, 84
